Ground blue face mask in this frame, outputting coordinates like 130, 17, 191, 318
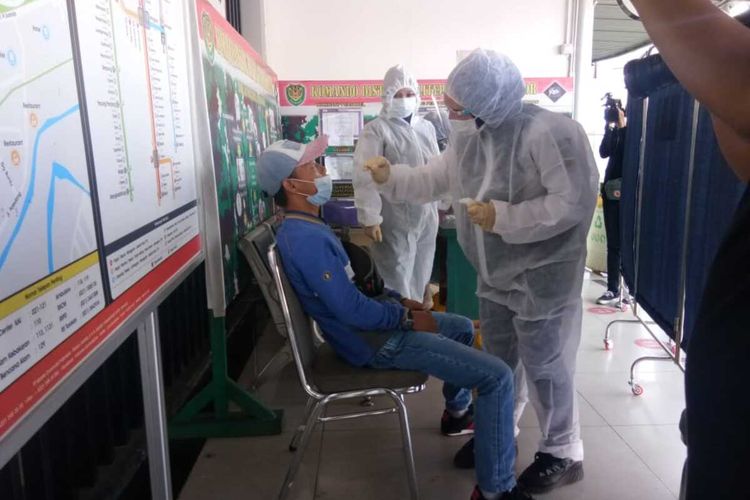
295, 176, 333, 206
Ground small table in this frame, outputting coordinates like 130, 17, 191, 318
438, 225, 479, 320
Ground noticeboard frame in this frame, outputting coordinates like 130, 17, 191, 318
0, 0, 206, 470
0, 250, 204, 469
318, 107, 363, 149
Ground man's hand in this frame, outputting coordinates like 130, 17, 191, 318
364, 224, 383, 242
467, 201, 496, 232
411, 311, 438, 332
629, 0, 750, 139
364, 156, 391, 184
400, 298, 425, 311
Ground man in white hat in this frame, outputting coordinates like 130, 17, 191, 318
258, 137, 530, 500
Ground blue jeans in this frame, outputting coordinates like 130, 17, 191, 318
368, 312, 516, 494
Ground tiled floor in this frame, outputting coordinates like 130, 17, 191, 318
179, 276, 686, 500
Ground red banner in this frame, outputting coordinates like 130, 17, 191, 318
278, 78, 574, 107
197, 0, 277, 94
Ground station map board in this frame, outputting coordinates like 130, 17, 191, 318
0, 0, 201, 442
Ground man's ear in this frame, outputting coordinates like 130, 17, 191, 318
281, 178, 295, 192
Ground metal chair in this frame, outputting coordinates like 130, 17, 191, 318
239, 221, 295, 389
240, 221, 326, 389
268, 244, 426, 500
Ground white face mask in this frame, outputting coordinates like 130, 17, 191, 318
450, 118, 479, 136
389, 96, 418, 119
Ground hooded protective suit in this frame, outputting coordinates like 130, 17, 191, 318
375, 50, 599, 461
353, 65, 440, 301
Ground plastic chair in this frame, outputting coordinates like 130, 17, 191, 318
268, 244, 426, 500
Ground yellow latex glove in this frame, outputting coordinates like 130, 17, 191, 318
363, 156, 391, 184
364, 224, 383, 242
467, 201, 496, 232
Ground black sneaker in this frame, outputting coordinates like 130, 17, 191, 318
470, 485, 534, 500
596, 290, 619, 305
454, 437, 475, 468
518, 452, 584, 494
441, 404, 475, 436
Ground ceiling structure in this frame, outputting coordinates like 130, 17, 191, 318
593, 0, 750, 61
593, 0, 650, 62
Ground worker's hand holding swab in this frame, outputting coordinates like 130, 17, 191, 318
363, 156, 391, 184
467, 201, 496, 232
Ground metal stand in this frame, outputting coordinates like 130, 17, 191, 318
623, 315, 680, 396
603, 97, 696, 395
170, 314, 283, 439
603, 283, 653, 350
604, 296, 678, 395
138, 312, 173, 500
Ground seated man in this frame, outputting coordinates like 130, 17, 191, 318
257, 136, 531, 500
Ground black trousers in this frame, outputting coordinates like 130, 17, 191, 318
685, 189, 750, 499
602, 195, 621, 293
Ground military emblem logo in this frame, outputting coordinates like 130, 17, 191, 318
286, 84, 306, 106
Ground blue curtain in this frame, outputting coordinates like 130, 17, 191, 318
682, 108, 746, 345
633, 83, 694, 337
620, 54, 746, 349
619, 95, 643, 295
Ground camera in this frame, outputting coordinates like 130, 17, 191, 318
603, 93, 624, 125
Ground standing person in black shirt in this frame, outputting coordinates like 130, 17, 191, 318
632, 0, 750, 498
596, 103, 628, 306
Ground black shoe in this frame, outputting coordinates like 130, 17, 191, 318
441, 404, 475, 436
596, 290, 619, 305
518, 452, 584, 494
470, 485, 534, 500
454, 437, 475, 469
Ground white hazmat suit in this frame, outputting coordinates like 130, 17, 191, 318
353, 65, 440, 301
374, 50, 598, 461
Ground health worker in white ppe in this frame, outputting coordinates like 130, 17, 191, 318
364, 49, 599, 495
353, 65, 440, 306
